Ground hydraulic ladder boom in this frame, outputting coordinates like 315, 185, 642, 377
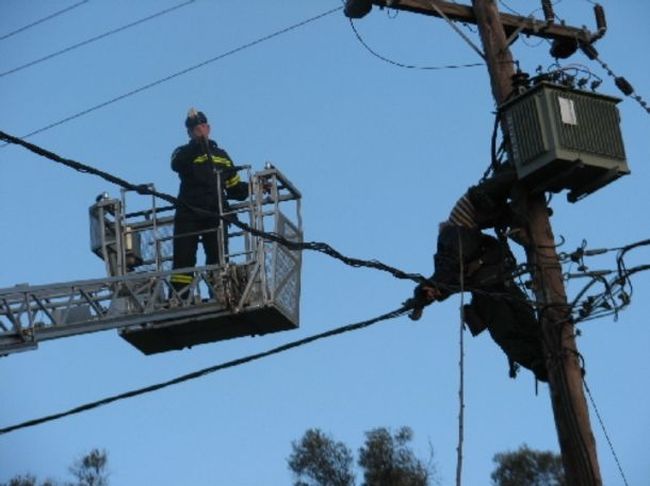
0, 165, 303, 356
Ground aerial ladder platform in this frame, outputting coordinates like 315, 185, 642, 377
0, 166, 302, 356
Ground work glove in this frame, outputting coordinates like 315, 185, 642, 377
404, 280, 441, 321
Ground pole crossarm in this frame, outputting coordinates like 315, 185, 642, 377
346, 0, 602, 45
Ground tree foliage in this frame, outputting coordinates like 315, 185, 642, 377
358, 427, 431, 486
491, 444, 565, 486
1, 449, 109, 486
288, 427, 434, 486
68, 449, 109, 486
0, 474, 56, 486
1, 475, 54, 486
2, 475, 38, 486
288, 428, 356, 486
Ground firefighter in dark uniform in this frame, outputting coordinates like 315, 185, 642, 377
170, 108, 248, 294
411, 165, 548, 382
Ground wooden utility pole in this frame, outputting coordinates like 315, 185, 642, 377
471, 3, 602, 484
345, 1, 603, 483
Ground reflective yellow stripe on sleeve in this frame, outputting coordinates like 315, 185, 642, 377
226, 174, 241, 188
192, 155, 232, 165
170, 274, 193, 284
191, 154, 238, 186
211, 155, 232, 167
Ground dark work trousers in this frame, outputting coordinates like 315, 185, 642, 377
170, 210, 223, 294
470, 283, 548, 382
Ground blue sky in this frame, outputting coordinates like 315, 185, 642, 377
1, 1, 648, 484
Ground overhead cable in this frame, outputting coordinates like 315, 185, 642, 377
2, 131, 649, 319
1, 142, 649, 440
427, 0, 485, 60
8, 128, 650, 314
0, 129, 425, 285
4, 6, 343, 142
0, 0, 90, 41
348, 19, 483, 70
563, 238, 650, 324
0, 129, 548, 308
0, 0, 196, 78
583, 378, 630, 486
496, 0, 550, 48
535, 3, 650, 115
577, 41, 650, 114
455, 230, 466, 486
0, 304, 409, 435
497, 0, 521, 16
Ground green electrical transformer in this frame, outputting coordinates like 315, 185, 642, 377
500, 82, 629, 202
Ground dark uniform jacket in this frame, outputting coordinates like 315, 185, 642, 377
171, 138, 248, 215
431, 224, 516, 300
414, 165, 547, 381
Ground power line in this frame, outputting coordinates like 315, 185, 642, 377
588, 53, 650, 115
0, 0, 90, 41
3, 126, 590, 366
0, 304, 409, 435
1, 139, 649, 436
515, 0, 650, 115
426, 0, 485, 60
5, 127, 650, 322
455, 234, 467, 486
4, 6, 343, 143
583, 378, 630, 486
450, 0, 478, 34
0, 129, 425, 285
497, 0, 521, 16
0, 0, 196, 78
13, 128, 612, 322
0, 128, 558, 317
5, 126, 649, 319
7, 127, 650, 382
349, 18, 483, 70
496, 0, 551, 48
498, 0, 562, 19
